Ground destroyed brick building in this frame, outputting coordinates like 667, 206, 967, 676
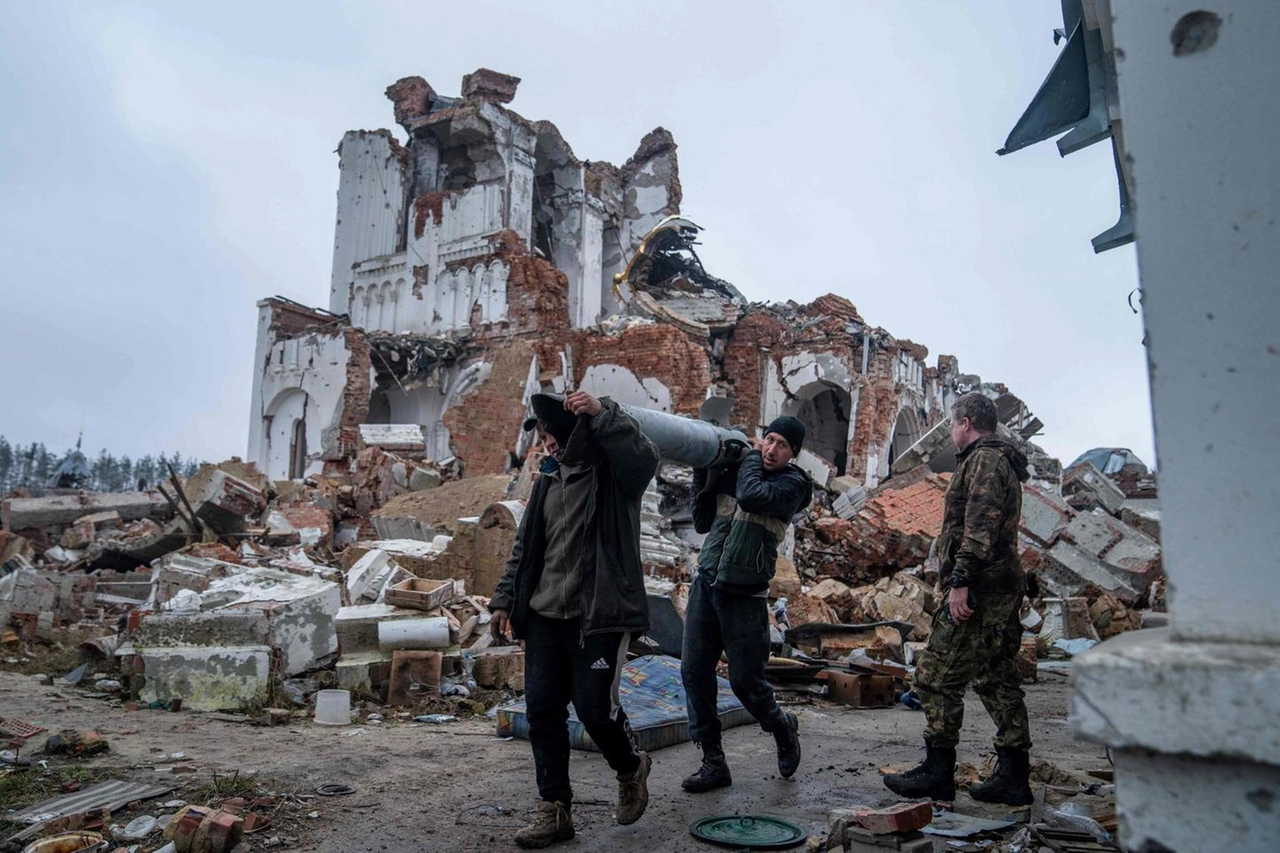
244, 68, 1046, 496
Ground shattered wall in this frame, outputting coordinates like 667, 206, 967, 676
249, 67, 1039, 492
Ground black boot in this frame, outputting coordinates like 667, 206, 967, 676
773, 711, 801, 778
883, 745, 957, 801
969, 747, 1033, 806
682, 742, 732, 793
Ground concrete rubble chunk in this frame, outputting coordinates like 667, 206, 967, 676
138, 645, 272, 712
201, 568, 341, 675
2, 491, 173, 533
1062, 461, 1126, 515
191, 469, 267, 534
335, 603, 426, 654
1019, 485, 1073, 546
461, 68, 520, 103
151, 553, 245, 606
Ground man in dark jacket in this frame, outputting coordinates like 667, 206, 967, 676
490, 390, 660, 849
680, 415, 813, 793
884, 392, 1033, 805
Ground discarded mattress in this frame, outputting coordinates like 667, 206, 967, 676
496, 654, 752, 752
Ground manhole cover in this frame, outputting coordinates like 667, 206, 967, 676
690, 814, 807, 849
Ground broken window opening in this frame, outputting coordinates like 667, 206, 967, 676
784, 383, 851, 476
288, 417, 308, 480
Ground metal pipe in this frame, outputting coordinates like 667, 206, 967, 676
619, 405, 750, 468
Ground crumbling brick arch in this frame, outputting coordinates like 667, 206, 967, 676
782, 381, 852, 476
885, 404, 925, 480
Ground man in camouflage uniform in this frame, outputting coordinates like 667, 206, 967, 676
884, 393, 1033, 805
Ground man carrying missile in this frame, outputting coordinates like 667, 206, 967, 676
490, 390, 660, 849
680, 415, 813, 792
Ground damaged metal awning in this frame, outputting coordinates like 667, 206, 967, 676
998, 0, 1132, 253
9, 780, 176, 823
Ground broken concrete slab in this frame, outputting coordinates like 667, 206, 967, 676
132, 610, 271, 650
201, 568, 341, 675
1020, 485, 1073, 547
138, 645, 272, 712
1062, 461, 1126, 515
1120, 499, 1161, 541
1061, 509, 1161, 591
1043, 540, 1143, 605
336, 650, 394, 701
2, 491, 173, 533
359, 424, 427, 456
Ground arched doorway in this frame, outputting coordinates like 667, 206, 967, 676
784, 382, 852, 476
263, 388, 311, 480
887, 406, 924, 476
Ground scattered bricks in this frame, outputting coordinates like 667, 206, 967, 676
847, 801, 933, 835
472, 647, 525, 691
1089, 592, 1144, 640
785, 593, 838, 627
827, 808, 933, 852
60, 519, 96, 550
810, 578, 855, 618
275, 503, 333, 549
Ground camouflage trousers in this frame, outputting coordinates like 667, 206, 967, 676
914, 592, 1031, 750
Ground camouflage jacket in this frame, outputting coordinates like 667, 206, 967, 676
938, 435, 1030, 594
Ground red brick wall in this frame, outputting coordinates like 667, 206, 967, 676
442, 338, 535, 476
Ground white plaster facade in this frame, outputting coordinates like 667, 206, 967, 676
246, 301, 355, 480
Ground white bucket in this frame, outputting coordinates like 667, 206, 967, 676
314, 689, 352, 726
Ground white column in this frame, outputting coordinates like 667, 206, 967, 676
1070, 4, 1280, 852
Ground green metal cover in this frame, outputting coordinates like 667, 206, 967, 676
689, 814, 807, 849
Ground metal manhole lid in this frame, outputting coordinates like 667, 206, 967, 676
690, 814, 807, 849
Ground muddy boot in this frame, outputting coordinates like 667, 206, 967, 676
616, 751, 651, 825
969, 747, 1033, 806
773, 711, 801, 778
514, 800, 574, 849
682, 742, 733, 793
883, 745, 957, 801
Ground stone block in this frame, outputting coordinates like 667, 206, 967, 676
133, 610, 271, 649
202, 568, 341, 676
461, 68, 521, 103
138, 645, 271, 712
811, 579, 855, 616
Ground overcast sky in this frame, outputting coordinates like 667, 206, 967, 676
0, 1, 1155, 471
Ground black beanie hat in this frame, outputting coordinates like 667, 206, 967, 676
522, 393, 578, 446
765, 415, 805, 455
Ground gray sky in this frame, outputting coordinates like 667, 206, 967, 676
0, 1, 1154, 470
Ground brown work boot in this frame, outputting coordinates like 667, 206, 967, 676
616, 751, 652, 825
514, 800, 574, 849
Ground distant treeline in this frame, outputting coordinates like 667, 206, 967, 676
0, 436, 202, 496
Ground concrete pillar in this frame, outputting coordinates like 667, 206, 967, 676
1070, 3, 1280, 851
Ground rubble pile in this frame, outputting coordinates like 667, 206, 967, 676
0, 453, 526, 719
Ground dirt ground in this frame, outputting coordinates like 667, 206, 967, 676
0, 670, 1104, 852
